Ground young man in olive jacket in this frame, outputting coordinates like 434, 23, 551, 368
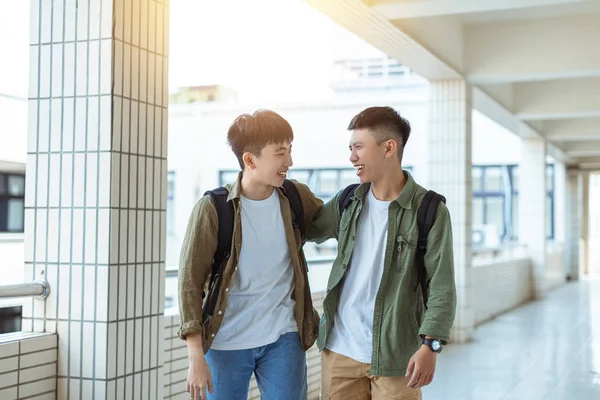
177, 110, 322, 400
308, 106, 457, 399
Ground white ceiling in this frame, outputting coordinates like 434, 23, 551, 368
305, 0, 600, 169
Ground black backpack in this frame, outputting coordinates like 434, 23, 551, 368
338, 184, 446, 310
201, 179, 305, 317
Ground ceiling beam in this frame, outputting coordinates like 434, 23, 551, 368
302, 0, 460, 80
514, 78, 600, 120
465, 15, 600, 84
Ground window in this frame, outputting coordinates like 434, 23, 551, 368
166, 171, 175, 236
484, 168, 503, 192
472, 166, 508, 243
0, 173, 26, 233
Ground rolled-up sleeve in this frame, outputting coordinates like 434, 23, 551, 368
418, 203, 457, 345
177, 196, 218, 340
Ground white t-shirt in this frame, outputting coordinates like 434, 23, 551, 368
326, 187, 391, 363
211, 189, 298, 351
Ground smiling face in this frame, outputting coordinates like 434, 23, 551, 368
227, 109, 295, 187
349, 129, 400, 183
244, 140, 293, 187
349, 128, 391, 184
346, 106, 411, 184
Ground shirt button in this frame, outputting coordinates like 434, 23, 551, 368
218, 311, 223, 315
225, 288, 229, 292
211, 334, 215, 338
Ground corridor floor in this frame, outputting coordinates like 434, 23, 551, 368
422, 279, 600, 400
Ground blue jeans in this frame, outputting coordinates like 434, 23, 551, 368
205, 332, 308, 400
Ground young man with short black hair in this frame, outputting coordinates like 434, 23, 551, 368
308, 106, 457, 399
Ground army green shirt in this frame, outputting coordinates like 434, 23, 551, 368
307, 171, 457, 376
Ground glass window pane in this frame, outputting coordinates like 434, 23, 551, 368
546, 195, 553, 239
485, 168, 502, 192
511, 167, 519, 193
8, 175, 25, 196
220, 171, 239, 186
472, 197, 484, 227
485, 197, 504, 238
7, 199, 24, 232
340, 169, 359, 189
546, 165, 554, 192
511, 193, 519, 240
288, 170, 310, 184
318, 170, 338, 198
472, 167, 483, 192
0, 175, 6, 195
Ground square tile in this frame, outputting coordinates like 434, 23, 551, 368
100, 40, 112, 95
89, 0, 101, 40
34, 209, 48, 262
123, 43, 131, 99
131, 47, 139, 101
101, 0, 113, 39
126, 320, 134, 375
20, 348, 57, 369
106, 321, 117, 379
139, 50, 148, 104
69, 264, 83, 319
75, 42, 88, 97
71, 209, 84, 263
128, 212, 137, 264
81, 322, 94, 378
114, 40, 123, 96
117, 320, 126, 377
127, 265, 136, 318
51, 45, 63, 99
130, 101, 139, 153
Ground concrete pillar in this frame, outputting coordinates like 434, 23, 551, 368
581, 172, 590, 277
566, 170, 581, 280
519, 138, 547, 298
428, 79, 473, 343
24, 0, 169, 398
554, 162, 566, 244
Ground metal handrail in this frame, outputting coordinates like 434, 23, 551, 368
0, 280, 50, 300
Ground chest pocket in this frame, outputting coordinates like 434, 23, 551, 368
396, 234, 417, 272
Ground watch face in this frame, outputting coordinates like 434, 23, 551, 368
432, 340, 441, 351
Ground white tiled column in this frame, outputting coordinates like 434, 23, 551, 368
554, 162, 566, 244
581, 172, 590, 277
519, 138, 547, 298
24, 0, 169, 399
566, 170, 581, 280
428, 79, 473, 343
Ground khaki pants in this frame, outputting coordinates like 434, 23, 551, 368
321, 349, 423, 400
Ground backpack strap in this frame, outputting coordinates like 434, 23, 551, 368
338, 184, 360, 228
415, 190, 446, 310
202, 187, 234, 317
281, 179, 305, 242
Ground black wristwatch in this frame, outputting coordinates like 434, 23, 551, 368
422, 338, 442, 353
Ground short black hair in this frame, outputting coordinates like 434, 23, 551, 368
348, 106, 411, 163
227, 109, 293, 170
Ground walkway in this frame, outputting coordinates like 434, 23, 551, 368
423, 279, 600, 399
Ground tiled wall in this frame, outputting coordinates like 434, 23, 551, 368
519, 138, 548, 297
471, 260, 532, 326
25, 0, 169, 398
429, 79, 474, 343
0, 332, 57, 400
163, 292, 327, 400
